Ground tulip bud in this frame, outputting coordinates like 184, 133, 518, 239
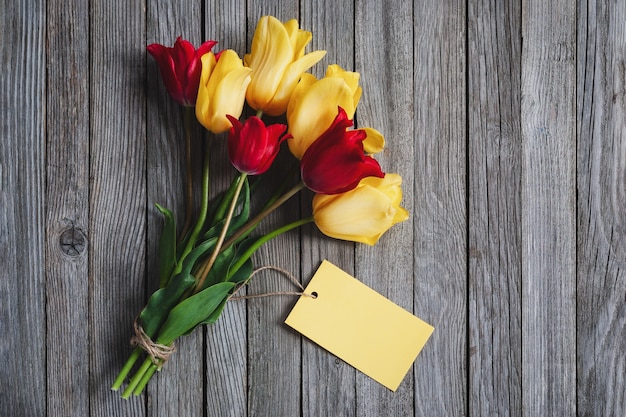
147, 37, 217, 106
300, 107, 384, 195
196, 50, 252, 133
312, 174, 409, 245
226, 116, 290, 175
244, 16, 326, 116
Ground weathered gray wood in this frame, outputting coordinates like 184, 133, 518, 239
244, 4, 302, 417
412, 1, 468, 416
6, 1, 626, 416
354, 0, 416, 415
521, 0, 577, 415
88, 0, 147, 415
45, 0, 90, 416
203, 2, 249, 417
577, 0, 626, 416
0, 1, 46, 416
144, 2, 205, 416
468, 0, 523, 415
299, 1, 358, 416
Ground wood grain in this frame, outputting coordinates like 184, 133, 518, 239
244, 4, 303, 417
2, 0, 626, 416
144, 2, 205, 416
412, 1, 468, 416
203, 2, 249, 417
0, 1, 46, 416
521, 0, 577, 415
299, 1, 358, 416
355, 0, 417, 415
468, 0, 523, 415
577, 0, 626, 416
88, 0, 147, 415
45, 0, 90, 416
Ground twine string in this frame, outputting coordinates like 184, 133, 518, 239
229, 265, 316, 300
131, 319, 176, 365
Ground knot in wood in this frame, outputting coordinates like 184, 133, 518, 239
59, 227, 86, 256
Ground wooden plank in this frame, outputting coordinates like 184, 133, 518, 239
144, 2, 205, 416
203, 2, 248, 417
244, 3, 302, 416
354, 0, 416, 415
520, 0, 576, 415
89, 0, 147, 415
0, 1, 46, 416
577, 0, 626, 415
299, 2, 357, 416
467, 0, 523, 415
45, 0, 90, 416
412, 1, 467, 416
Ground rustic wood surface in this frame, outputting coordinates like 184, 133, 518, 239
1, 0, 625, 416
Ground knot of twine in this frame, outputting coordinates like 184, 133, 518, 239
131, 319, 176, 365
229, 265, 316, 300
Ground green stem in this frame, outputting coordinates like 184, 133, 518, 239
121, 357, 153, 399
111, 347, 142, 391
133, 363, 159, 396
178, 141, 211, 266
178, 107, 195, 242
221, 180, 306, 250
255, 109, 263, 118
194, 172, 247, 292
228, 217, 314, 280
210, 173, 242, 226
258, 161, 300, 209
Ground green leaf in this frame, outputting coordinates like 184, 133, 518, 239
203, 177, 250, 241
198, 259, 252, 327
210, 174, 244, 225
155, 204, 177, 288
200, 244, 236, 290
156, 281, 235, 345
138, 272, 195, 338
139, 238, 217, 338
228, 257, 253, 284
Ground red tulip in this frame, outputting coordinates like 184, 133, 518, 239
225, 116, 290, 175
300, 107, 384, 194
147, 37, 217, 106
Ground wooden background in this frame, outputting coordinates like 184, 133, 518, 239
1, 0, 625, 416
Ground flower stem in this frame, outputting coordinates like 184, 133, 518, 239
221, 180, 306, 250
194, 172, 247, 293
111, 347, 142, 391
178, 141, 211, 265
228, 217, 314, 280
178, 106, 195, 242
121, 357, 153, 399
133, 363, 159, 396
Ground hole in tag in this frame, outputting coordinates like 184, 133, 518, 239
311, 291, 318, 298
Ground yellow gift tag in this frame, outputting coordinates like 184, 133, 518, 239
285, 260, 434, 391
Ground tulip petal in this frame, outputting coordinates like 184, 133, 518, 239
301, 108, 385, 194
227, 116, 289, 175
148, 38, 217, 106
262, 50, 327, 116
208, 67, 252, 133
287, 77, 356, 158
312, 173, 409, 245
245, 16, 293, 111
359, 127, 386, 154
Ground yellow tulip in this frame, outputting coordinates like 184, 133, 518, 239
287, 64, 386, 159
196, 50, 252, 134
244, 16, 326, 116
312, 174, 409, 245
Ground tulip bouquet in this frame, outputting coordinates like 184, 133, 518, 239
111, 16, 408, 399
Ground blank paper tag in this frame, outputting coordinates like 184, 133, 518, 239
285, 260, 434, 391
